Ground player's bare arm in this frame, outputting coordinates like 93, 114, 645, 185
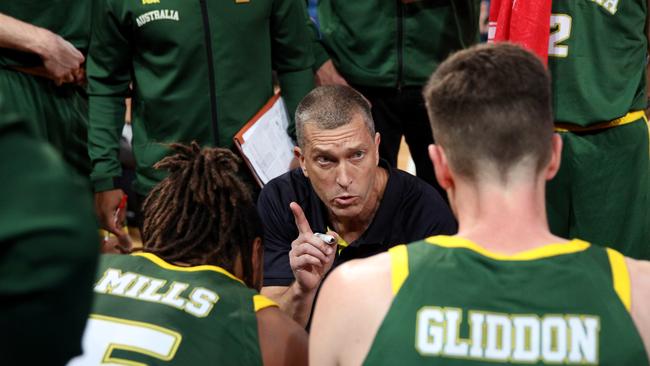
310, 252, 393, 366
257, 306, 309, 366
0, 12, 84, 85
628, 257, 650, 357
261, 202, 336, 326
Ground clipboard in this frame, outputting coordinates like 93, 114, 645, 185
234, 93, 295, 187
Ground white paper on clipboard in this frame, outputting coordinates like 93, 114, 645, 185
234, 94, 294, 185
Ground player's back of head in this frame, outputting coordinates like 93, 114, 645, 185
72, 143, 308, 365
423, 43, 553, 183
141, 142, 262, 288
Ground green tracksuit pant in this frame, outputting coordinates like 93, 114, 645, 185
0, 68, 90, 176
546, 116, 650, 259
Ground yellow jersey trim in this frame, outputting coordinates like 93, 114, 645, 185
425, 235, 590, 261
554, 110, 646, 132
388, 245, 409, 295
132, 252, 244, 285
606, 248, 631, 312
253, 295, 279, 312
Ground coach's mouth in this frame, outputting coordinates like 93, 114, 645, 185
333, 195, 358, 207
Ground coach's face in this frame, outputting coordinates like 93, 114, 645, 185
295, 114, 381, 219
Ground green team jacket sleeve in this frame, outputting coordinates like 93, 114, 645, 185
0, 107, 99, 364
272, 0, 315, 138
86, 0, 129, 192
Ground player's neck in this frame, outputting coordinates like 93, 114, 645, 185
452, 177, 567, 254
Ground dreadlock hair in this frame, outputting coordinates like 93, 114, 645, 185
141, 141, 262, 288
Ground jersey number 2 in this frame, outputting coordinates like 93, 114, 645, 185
548, 14, 572, 57
68, 314, 182, 366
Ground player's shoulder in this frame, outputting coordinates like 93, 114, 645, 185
322, 252, 392, 306
627, 257, 650, 300
311, 252, 395, 365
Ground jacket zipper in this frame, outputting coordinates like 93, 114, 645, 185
199, 0, 220, 145
396, 0, 404, 91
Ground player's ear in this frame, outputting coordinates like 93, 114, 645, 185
429, 144, 453, 190
544, 134, 563, 180
251, 237, 263, 291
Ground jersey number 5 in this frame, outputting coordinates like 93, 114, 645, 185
549, 14, 572, 58
67, 314, 182, 366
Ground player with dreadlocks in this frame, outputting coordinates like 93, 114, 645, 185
70, 142, 308, 366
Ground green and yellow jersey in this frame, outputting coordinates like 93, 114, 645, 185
548, 0, 647, 128
364, 236, 649, 365
70, 253, 277, 366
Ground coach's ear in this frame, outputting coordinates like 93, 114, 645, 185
544, 134, 563, 181
294, 146, 308, 177
429, 144, 453, 190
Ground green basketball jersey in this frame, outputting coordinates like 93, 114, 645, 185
364, 236, 649, 365
548, 0, 647, 127
69, 252, 276, 366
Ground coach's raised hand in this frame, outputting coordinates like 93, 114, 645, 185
289, 202, 337, 292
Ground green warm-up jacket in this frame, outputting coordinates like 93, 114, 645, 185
312, 0, 480, 88
88, 0, 314, 195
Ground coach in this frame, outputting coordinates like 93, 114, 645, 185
258, 86, 456, 326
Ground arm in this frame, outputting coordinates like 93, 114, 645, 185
87, 0, 132, 236
257, 306, 309, 366
261, 282, 318, 328
628, 258, 650, 358
260, 201, 336, 327
309, 254, 393, 366
0, 12, 84, 85
271, 0, 315, 137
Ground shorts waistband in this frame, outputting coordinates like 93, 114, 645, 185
554, 111, 647, 132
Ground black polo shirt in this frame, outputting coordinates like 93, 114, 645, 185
258, 160, 457, 287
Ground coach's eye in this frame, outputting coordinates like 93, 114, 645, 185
316, 156, 332, 165
351, 151, 365, 160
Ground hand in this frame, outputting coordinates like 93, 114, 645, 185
315, 60, 349, 87
289, 202, 337, 292
94, 189, 128, 240
35, 28, 84, 86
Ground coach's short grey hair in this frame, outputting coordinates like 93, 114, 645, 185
295, 85, 374, 147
